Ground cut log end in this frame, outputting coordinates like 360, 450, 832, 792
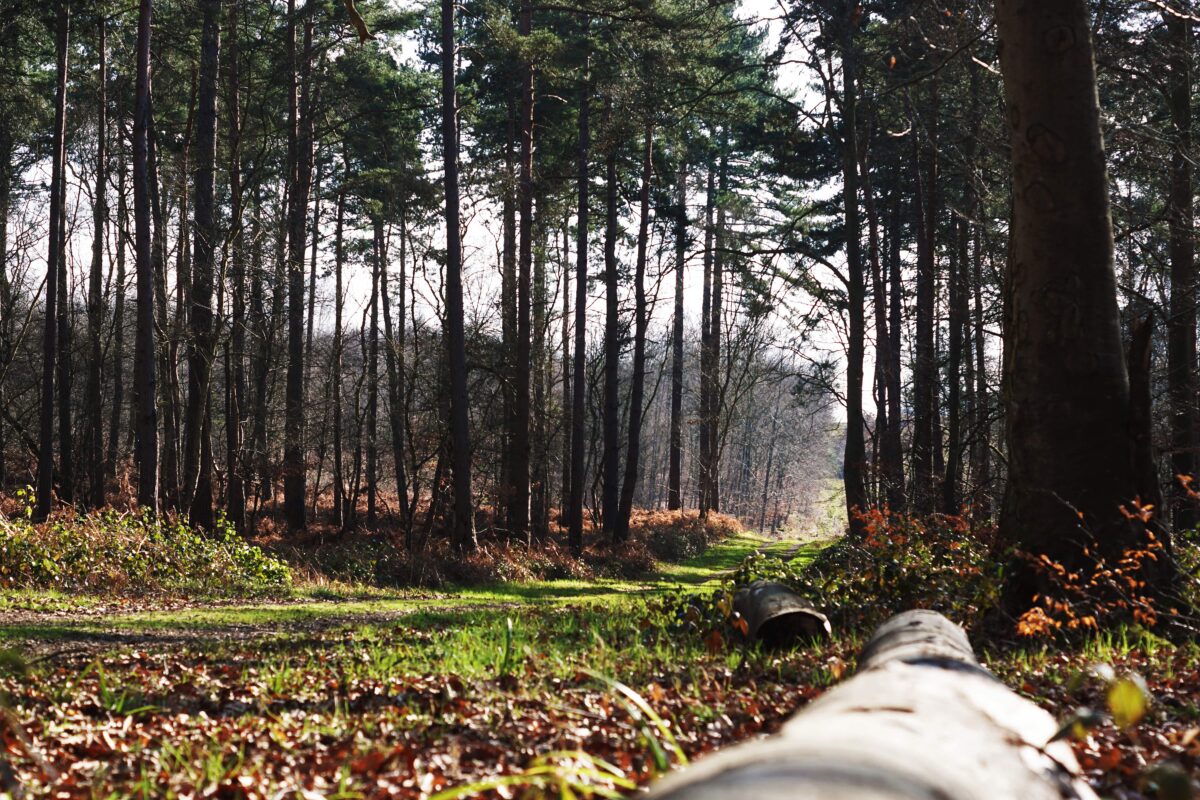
733, 581, 831, 648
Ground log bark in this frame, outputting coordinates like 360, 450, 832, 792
732, 581, 830, 648
650, 610, 1097, 800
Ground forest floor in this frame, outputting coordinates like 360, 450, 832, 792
0, 528, 1195, 798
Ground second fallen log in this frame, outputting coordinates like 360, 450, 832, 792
732, 580, 831, 647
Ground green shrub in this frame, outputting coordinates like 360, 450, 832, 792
0, 502, 290, 598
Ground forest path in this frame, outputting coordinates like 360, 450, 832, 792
0, 532, 824, 661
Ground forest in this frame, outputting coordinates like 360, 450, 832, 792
0, 0, 1197, 797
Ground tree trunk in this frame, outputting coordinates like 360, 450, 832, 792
106, 117, 128, 483
509, 0, 535, 543
283, 0, 314, 531
885, 197, 905, 511
531, 222, 549, 540
706, 146, 727, 514
366, 218, 381, 526
224, 0, 247, 533
184, 0, 220, 529
132, 0, 159, 514
698, 163, 714, 515
559, 215, 572, 527
148, 97, 178, 510
332, 169, 346, 530
943, 217, 965, 515
441, 0, 477, 550
910, 85, 938, 516
382, 213, 409, 532
35, 0, 70, 522
601, 126, 620, 543
668, 156, 686, 511
501, 102, 517, 528
995, 0, 1167, 605
840, 14, 866, 534
617, 123, 654, 540
567, 32, 589, 556
84, 15, 108, 509
1165, 11, 1195, 531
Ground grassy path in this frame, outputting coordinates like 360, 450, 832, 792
0, 531, 818, 657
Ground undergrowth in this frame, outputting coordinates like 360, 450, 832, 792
0, 491, 290, 597
278, 509, 744, 589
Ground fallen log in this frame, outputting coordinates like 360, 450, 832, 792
651, 609, 1098, 800
732, 581, 830, 647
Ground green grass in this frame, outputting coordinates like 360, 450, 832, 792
0, 530, 779, 644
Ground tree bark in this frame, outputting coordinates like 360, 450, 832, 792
698, 162, 714, 515
366, 218, 381, 526
508, 0, 535, 543
331, 165, 347, 530
943, 217, 966, 515
132, 0, 159, 514
567, 33, 589, 556
668, 156, 686, 511
995, 0, 1167, 604
616, 123, 654, 540
35, 0, 70, 522
225, 0, 247, 533
601, 124, 620, 543
1165, 11, 1195, 531
283, 0, 314, 531
84, 14, 108, 509
441, 0, 476, 550
106, 117, 128, 483
184, 0, 221, 529
840, 13, 866, 533
910, 85, 938, 516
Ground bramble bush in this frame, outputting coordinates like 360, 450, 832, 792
0, 491, 290, 597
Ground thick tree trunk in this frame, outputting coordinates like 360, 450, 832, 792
441, 0, 477, 550
996, 0, 1168, 605
35, 0, 70, 522
184, 0, 221, 529
668, 157, 686, 511
132, 0, 159, 514
649, 610, 1097, 800
1165, 12, 1195, 531
84, 15, 108, 509
616, 123, 654, 540
567, 36, 589, 556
